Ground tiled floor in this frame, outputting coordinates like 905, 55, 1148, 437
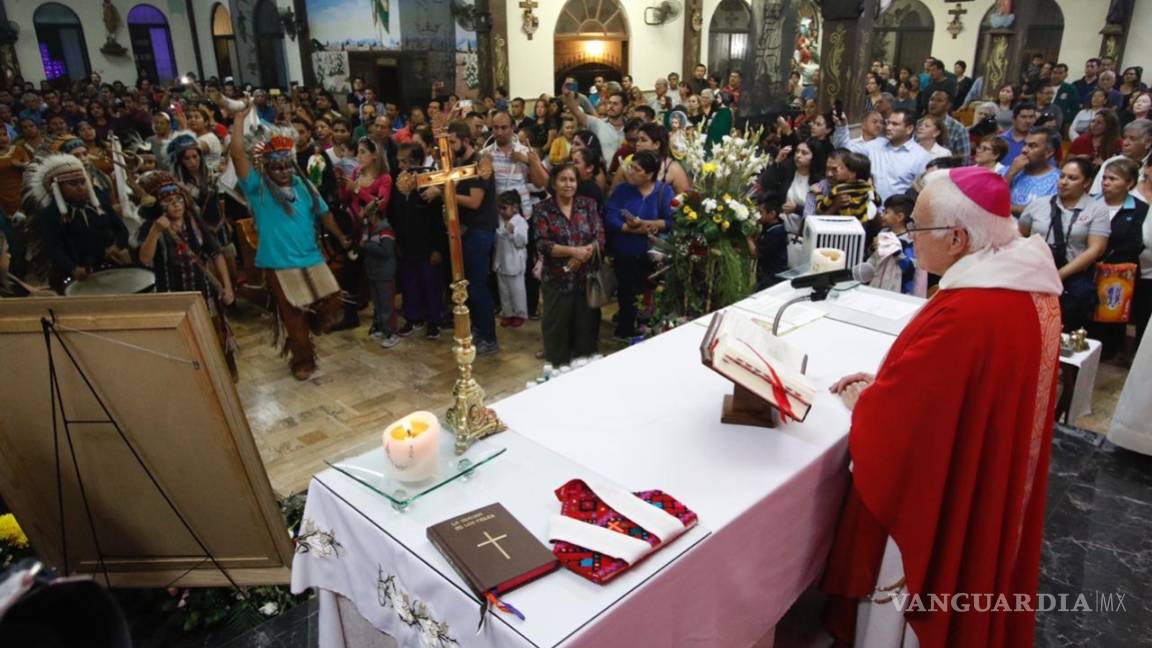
228, 301, 619, 498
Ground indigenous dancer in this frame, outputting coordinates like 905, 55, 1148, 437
136, 170, 238, 378
167, 132, 243, 284
228, 102, 350, 380
24, 154, 129, 292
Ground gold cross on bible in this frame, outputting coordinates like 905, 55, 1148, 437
476, 531, 511, 560
415, 136, 506, 455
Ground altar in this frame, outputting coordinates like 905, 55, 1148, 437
290, 284, 918, 647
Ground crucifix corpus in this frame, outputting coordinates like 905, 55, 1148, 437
416, 136, 507, 454
947, 4, 969, 39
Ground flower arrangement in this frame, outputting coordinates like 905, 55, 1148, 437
652, 129, 768, 324
0, 513, 33, 570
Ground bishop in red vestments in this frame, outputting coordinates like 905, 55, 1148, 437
822, 167, 1064, 647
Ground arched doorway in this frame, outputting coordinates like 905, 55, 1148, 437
254, 0, 288, 89
212, 3, 239, 81
553, 0, 629, 94
872, 0, 934, 74
128, 4, 178, 84
33, 2, 89, 83
708, 0, 752, 80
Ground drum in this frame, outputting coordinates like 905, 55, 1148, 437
64, 268, 156, 296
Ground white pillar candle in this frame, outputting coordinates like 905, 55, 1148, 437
809, 248, 847, 273
383, 411, 441, 483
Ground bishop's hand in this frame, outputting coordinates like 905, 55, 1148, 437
830, 372, 875, 395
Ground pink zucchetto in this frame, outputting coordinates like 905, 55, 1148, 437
948, 166, 1011, 218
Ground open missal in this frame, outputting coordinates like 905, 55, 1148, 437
701, 310, 815, 423
427, 503, 558, 604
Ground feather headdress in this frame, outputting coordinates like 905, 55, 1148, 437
23, 154, 100, 212
243, 122, 298, 163
51, 135, 87, 155
165, 130, 201, 168
137, 170, 183, 199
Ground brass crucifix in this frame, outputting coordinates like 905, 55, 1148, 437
416, 136, 506, 454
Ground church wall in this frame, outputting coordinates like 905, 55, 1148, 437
1127, 0, 1152, 72
195, 1, 222, 81
275, 0, 304, 86
919, 0, 1114, 73
504, 0, 685, 98
7, 0, 201, 85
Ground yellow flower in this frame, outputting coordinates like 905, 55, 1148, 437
0, 514, 28, 549
723, 193, 733, 202
712, 215, 723, 224
702, 162, 717, 175
721, 220, 731, 231
686, 211, 697, 221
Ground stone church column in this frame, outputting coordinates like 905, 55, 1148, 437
1099, 0, 1135, 65
230, 0, 261, 86
682, 0, 704, 81
817, 0, 875, 120
977, 1, 1043, 101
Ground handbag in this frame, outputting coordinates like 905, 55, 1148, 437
1093, 262, 1138, 323
585, 247, 616, 308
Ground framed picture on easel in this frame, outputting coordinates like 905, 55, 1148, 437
0, 293, 291, 588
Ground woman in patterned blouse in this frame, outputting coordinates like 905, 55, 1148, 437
533, 164, 606, 364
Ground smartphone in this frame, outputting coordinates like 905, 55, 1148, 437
270, 88, 282, 97
564, 81, 579, 93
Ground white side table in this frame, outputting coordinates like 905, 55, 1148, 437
1058, 339, 1102, 424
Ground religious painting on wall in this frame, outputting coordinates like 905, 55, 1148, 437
792, 0, 821, 85
313, 50, 351, 93
306, 0, 401, 50
450, 0, 481, 97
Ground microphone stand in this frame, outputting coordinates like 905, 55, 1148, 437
771, 274, 837, 336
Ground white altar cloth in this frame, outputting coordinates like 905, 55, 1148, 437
292, 287, 910, 647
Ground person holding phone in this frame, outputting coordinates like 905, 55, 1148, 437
605, 150, 674, 340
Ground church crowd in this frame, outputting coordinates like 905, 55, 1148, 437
0, 50, 1149, 378
763, 53, 1152, 360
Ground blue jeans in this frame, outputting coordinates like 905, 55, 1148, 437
462, 228, 497, 343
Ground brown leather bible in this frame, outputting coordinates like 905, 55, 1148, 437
427, 503, 559, 598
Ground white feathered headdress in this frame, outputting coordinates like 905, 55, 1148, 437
24, 154, 100, 212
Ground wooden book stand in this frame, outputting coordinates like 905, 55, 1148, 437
721, 385, 781, 428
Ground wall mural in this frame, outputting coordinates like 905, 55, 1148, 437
308, 0, 402, 49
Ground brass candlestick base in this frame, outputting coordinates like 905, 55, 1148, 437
444, 279, 506, 454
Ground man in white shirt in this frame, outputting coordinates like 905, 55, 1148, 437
480, 111, 548, 216
564, 87, 627, 159
833, 110, 935, 201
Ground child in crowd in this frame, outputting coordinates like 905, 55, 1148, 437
865, 194, 918, 295
549, 115, 577, 166
755, 192, 789, 291
359, 198, 400, 347
494, 190, 529, 327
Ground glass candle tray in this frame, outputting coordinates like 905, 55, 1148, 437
326, 442, 506, 511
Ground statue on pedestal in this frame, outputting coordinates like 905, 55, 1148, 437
100, 0, 128, 56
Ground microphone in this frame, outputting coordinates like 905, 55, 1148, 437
790, 263, 874, 291
773, 263, 874, 335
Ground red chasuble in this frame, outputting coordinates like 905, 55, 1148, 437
822, 286, 1062, 647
